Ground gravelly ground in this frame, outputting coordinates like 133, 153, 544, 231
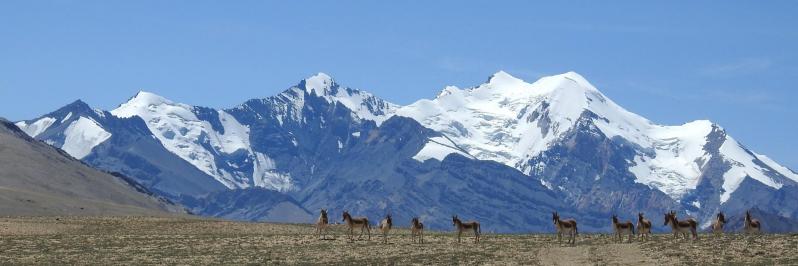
0, 216, 795, 265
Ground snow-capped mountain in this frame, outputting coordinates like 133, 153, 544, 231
16, 100, 112, 159
15, 71, 798, 232
395, 71, 798, 222
110, 91, 282, 190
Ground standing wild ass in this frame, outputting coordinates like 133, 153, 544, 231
552, 212, 578, 246
664, 211, 698, 240
378, 214, 393, 244
712, 212, 726, 235
612, 215, 635, 243
744, 210, 761, 234
637, 213, 652, 241
452, 215, 480, 243
315, 209, 330, 240
342, 211, 370, 241
411, 217, 424, 244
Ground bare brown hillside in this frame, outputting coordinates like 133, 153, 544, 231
0, 119, 182, 216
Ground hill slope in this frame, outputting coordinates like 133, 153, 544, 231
0, 119, 182, 216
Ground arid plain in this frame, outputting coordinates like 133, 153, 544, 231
1, 217, 796, 265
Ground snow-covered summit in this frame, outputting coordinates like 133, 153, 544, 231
290, 73, 399, 124
112, 91, 175, 118
301, 72, 335, 96
111, 90, 292, 191
395, 71, 628, 168
396, 71, 798, 203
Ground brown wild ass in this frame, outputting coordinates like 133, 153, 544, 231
637, 213, 652, 241
452, 215, 480, 243
552, 212, 578, 246
342, 211, 371, 241
378, 214, 392, 244
711, 212, 726, 235
664, 211, 698, 240
315, 209, 330, 240
411, 217, 424, 244
612, 215, 635, 243
744, 210, 761, 234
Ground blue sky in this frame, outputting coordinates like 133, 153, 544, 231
1, 1, 796, 169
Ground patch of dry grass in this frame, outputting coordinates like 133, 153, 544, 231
0, 217, 795, 265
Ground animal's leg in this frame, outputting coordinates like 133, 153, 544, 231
570, 232, 575, 246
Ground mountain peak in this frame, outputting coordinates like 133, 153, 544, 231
129, 91, 169, 104
35, 99, 97, 120
58, 99, 93, 112
112, 90, 175, 118
546, 71, 597, 92
437, 85, 461, 98
68, 99, 90, 107
485, 70, 522, 85
300, 72, 336, 96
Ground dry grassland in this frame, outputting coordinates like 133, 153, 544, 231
0, 217, 796, 265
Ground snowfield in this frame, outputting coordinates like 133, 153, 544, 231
61, 117, 112, 159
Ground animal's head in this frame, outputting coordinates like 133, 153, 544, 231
320, 209, 328, 217
746, 210, 752, 220
552, 212, 559, 224
612, 215, 619, 223
412, 217, 419, 224
342, 211, 350, 222
717, 212, 726, 223
452, 215, 459, 226
664, 212, 673, 226
638, 213, 644, 220
386, 214, 392, 224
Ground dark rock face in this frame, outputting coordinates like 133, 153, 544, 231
227, 88, 373, 192
182, 188, 314, 223
286, 116, 571, 232
527, 111, 680, 231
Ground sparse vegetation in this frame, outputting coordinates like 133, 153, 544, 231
0, 217, 796, 265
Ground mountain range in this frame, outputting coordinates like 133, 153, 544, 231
14, 71, 798, 232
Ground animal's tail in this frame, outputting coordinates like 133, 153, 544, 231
575, 223, 579, 237
478, 223, 482, 236
632, 224, 636, 235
